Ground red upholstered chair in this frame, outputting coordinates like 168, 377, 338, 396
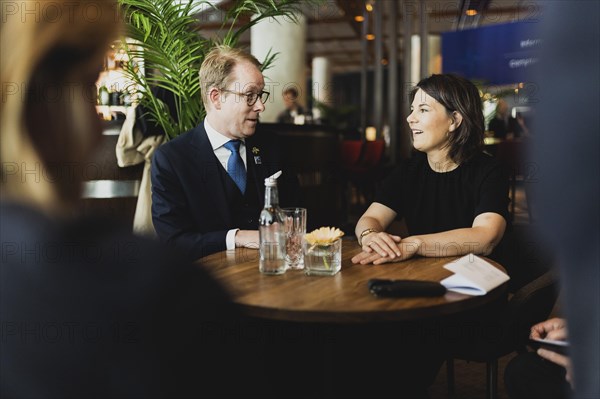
345, 140, 386, 205
356, 140, 385, 169
339, 140, 364, 223
340, 140, 363, 168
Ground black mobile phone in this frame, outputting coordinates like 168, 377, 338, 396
368, 279, 446, 298
528, 338, 569, 355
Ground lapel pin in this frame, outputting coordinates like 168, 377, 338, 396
252, 147, 262, 164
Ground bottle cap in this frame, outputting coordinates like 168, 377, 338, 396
264, 170, 282, 186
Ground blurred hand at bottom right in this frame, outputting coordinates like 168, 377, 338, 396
530, 317, 573, 387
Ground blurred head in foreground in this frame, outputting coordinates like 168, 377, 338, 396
1, 6, 245, 398
1, 0, 119, 212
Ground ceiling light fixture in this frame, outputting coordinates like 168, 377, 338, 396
366, 1, 374, 12
465, 9, 477, 16
366, 34, 375, 41
354, 15, 364, 22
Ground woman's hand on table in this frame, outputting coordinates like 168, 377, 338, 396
351, 236, 422, 265
362, 231, 401, 257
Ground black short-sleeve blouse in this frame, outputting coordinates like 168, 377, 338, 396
375, 151, 510, 236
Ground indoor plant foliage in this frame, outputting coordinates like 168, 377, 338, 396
118, 0, 314, 140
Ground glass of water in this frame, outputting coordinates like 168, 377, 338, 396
281, 207, 307, 270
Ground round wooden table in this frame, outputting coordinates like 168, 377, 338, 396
199, 239, 508, 323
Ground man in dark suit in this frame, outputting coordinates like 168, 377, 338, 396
151, 46, 296, 261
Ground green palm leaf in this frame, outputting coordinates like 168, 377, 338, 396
118, 0, 319, 140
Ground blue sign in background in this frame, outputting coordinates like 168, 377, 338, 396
442, 22, 540, 85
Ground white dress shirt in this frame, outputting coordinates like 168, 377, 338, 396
204, 119, 247, 250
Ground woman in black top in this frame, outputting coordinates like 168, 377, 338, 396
352, 74, 509, 265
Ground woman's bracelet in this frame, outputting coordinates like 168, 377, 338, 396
358, 228, 378, 246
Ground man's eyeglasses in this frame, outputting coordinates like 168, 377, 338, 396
221, 89, 270, 106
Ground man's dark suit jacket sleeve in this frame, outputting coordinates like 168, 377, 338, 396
151, 148, 227, 260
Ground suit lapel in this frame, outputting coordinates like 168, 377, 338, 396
190, 124, 232, 226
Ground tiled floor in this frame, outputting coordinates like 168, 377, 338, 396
428, 355, 517, 399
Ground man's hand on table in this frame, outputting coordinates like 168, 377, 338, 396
235, 230, 259, 249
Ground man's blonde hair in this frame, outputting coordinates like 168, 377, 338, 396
199, 45, 261, 109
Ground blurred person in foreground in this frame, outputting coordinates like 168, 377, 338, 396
504, 317, 573, 399
151, 46, 298, 261
530, 1, 600, 397
0, 2, 247, 397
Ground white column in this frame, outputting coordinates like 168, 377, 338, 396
401, 1, 414, 159
251, 14, 307, 123
311, 56, 332, 121
411, 35, 442, 82
411, 34, 421, 83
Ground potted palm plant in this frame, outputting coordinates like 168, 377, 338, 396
118, 0, 314, 140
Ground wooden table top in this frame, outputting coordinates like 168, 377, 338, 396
198, 239, 508, 323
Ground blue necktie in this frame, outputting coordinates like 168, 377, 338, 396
223, 140, 246, 193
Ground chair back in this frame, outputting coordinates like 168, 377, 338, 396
507, 270, 560, 345
495, 139, 529, 221
446, 256, 559, 399
359, 139, 385, 167
83, 127, 144, 232
449, 269, 559, 362
495, 140, 522, 174
340, 140, 363, 168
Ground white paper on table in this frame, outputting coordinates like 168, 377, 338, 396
440, 254, 510, 296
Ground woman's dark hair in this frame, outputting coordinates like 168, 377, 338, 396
410, 74, 484, 164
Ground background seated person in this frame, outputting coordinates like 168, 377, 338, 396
276, 87, 305, 124
488, 99, 524, 139
151, 46, 298, 261
352, 74, 509, 266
